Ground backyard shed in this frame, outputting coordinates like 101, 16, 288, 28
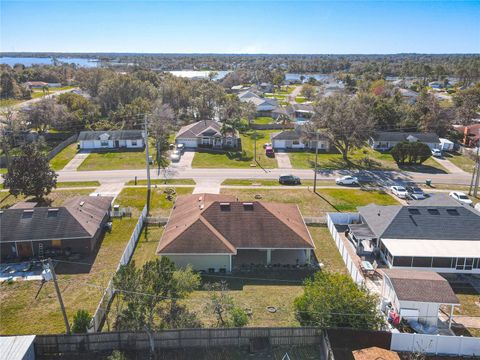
0, 335, 36, 360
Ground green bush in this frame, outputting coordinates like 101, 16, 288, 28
391, 141, 431, 165
231, 307, 249, 327
72, 309, 92, 333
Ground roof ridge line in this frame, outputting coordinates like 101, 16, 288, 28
198, 215, 236, 254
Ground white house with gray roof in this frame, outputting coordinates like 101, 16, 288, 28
369, 132, 441, 151
238, 90, 278, 116
78, 130, 145, 150
271, 129, 330, 151
175, 120, 239, 149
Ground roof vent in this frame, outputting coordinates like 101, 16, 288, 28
446, 209, 459, 216
198, 196, 203, 202
199, 204, 204, 210
427, 209, 440, 215
79, 201, 85, 207
243, 202, 254, 211
22, 210, 34, 219
220, 202, 231, 211
408, 208, 420, 215
48, 208, 59, 217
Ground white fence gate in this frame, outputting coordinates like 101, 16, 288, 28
88, 205, 148, 332
326, 213, 364, 285
391, 332, 480, 356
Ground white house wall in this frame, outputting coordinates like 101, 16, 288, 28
398, 300, 440, 327
165, 254, 231, 272
79, 139, 143, 150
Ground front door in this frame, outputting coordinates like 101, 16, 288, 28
115, 140, 120, 148
17, 242, 33, 258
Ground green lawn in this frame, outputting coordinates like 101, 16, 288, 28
49, 143, 79, 171
0, 98, 23, 107
78, 150, 148, 171
444, 152, 476, 173
295, 96, 307, 103
192, 130, 278, 169
115, 186, 194, 217
130, 225, 164, 267
0, 217, 138, 335
56, 181, 100, 188
309, 225, 347, 274
0, 168, 6, 174
220, 188, 398, 216
126, 179, 196, 186
288, 147, 448, 173
253, 116, 275, 125
221, 179, 335, 187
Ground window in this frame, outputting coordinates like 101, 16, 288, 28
132, 140, 137, 146
456, 258, 465, 270
202, 137, 210, 145
293, 140, 300, 145
100, 140, 108, 147
51, 240, 62, 248
432, 257, 453, 268
47, 209, 59, 218
393, 257, 413, 267
22, 210, 33, 219
412, 257, 432, 267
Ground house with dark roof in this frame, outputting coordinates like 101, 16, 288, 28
369, 132, 441, 151
381, 269, 459, 331
175, 120, 239, 149
345, 203, 480, 274
78, 130, 145, 150
270, 129, 330, 151
238, 90, 278, 116
0, 196, 113, 261
156, 193, 315, 272
285, 103, 315, 122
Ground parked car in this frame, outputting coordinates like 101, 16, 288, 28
406, 186, 426, 200
431, 149, 442, 158
176, 143, 185, 153
263, 142, 272, 148
390, 186, 408, 199
170, 150, 181, 162
279, 174, 301, 185
449, 191, 473, 206
265, 145, 275, 157
335, 176, 358, 186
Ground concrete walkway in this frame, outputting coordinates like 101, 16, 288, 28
431, 156, 468, 175
276, 152, 292, 169
90, 182, 125, 201
63, 151, 91, 171
192, 178, 222, 194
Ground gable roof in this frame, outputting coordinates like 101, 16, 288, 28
157, 194, 314, 254
371, 132, 440, 143
78, 130, 144, 141
382, 269, 459, 304
0, 196, 113, 243
358, 203, 480, 240
176, 120, 223, 139
271, 130, 328, 141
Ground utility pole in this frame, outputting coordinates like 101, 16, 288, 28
144, 115, 151, 215
313, 131, 319, 193
44, 259, 71, 335
253, 130, 257, 163
469, 145, 480, 197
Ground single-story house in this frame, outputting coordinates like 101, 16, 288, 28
175, 120, 239, 149
453, 124, 480, 147
0, 196, 113, 261
78, 130, 145, 150
369, 132, 441, 151
156, 194, 315, 272
398, 88, 419, 104
238, 90, 278, 116
346, 203, 480, 274
381, 269, 459, 331
24, 81, 49, 89
286, 103, 315, 121
271, 129, 330, 151
439, 137, 454, 151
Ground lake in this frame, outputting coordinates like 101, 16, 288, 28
166, 70, 231, 80
285, 73, 332, 82
0, 57, 99, 67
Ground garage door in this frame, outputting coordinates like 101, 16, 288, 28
177, 139, 198, 148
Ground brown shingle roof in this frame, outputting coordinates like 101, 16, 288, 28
382, 269, 459, 304
156, 194, 314, 254
0, 196, 112, 243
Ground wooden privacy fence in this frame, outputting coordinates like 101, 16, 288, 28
326, 213, 365, 285
88, 205, 148, 333
35, 327, 323, 355
250, 123, 294, 130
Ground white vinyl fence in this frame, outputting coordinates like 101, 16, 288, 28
326, 213, 364, 285
391, 332, 480, 356
88, 205, 148, 332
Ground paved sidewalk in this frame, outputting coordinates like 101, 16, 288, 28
63, 151, 91, 171
90, 182, 125, 200
193, 179, 222, 194
276, 152, 292, 169
431, 156, 468, 175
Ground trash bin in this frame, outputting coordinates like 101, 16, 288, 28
425, 179, 432, 186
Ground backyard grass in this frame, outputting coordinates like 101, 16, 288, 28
0, 98, 23, 107
115, 186, 194, 216
288, 147, 448, 174
220, 188, 398, 216
130, 226, 164, 267
78, 149, 148, 171
126, 179, 195, 186
444, 152, 476, 173
0, 216, 138, 335
295, 96, 307, 103
221, 179, 335, 187
192, 130, 278, 169
0, 189, 92, 209
49, 143, 79, 171
253, 116, 274, 125
309, 225, 347, 274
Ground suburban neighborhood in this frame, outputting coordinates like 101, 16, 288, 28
1, 1, 480, 359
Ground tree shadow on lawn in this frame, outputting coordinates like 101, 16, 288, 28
399, 164, 448, 174
305, 156, 387, 171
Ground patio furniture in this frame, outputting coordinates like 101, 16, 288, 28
361, 260, 375, 276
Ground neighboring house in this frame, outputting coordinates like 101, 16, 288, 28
439, 137, 454, 152
381, 269, 459, 330
369, 132, 441, 151
286, 103, 315, 121
0, 196, 113, 261
156, 194, 315, 272
24, 81, 48, 89
398, 88, 419, 104
238, 90, 278, 116
453, 124, 480, 147
78, 130, 145, 150
175, 120, 239, 149
345, 203, 480, 273
231, 85, 251, 93
271, 129, 330, 151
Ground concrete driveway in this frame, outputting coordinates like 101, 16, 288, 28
431, 156, 468, 175
62, 151, 90, 171
275, 152, 292, 169
170, 150, 194, 169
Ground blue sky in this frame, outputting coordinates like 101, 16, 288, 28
1, 1, 479, 54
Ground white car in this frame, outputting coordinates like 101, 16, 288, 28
335, 176, 358, 186
170, 150, 181, 162
449, 191, 473, 206
390, 186, 408, 199
431, 149, 442, 158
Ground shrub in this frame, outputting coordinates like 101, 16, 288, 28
391, 141, 432, 165
72, 309, 92, 333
